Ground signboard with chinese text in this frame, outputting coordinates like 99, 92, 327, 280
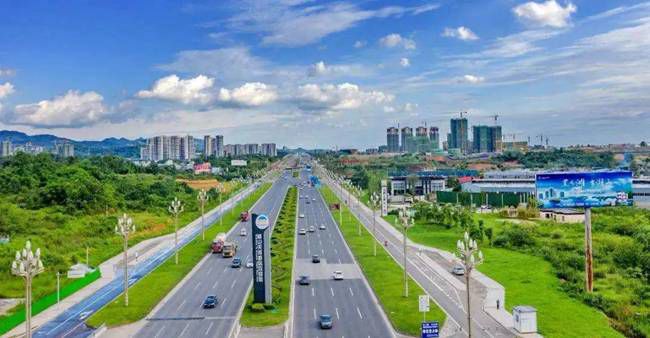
381, 180, 388, 216
421, 322, 439, 338
252, 213, 272, 304
535, 171, 633, 208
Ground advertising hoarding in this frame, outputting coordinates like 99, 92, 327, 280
535, 171, 633, 208
252, 213, 272, 304
231, 159, 248, 167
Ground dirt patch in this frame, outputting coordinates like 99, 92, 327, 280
176, 179, 223, 190
0, 298, 21, 316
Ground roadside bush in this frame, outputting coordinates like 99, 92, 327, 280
494, 224, 535, 248
250, 303, 265, 312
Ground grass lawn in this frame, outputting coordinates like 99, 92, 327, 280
383, 214, 622, 338
240, 187, 297, 327
320, 187, 446, 336
86, 183, 272, 327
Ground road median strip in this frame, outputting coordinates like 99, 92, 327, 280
86, 183, 272, 328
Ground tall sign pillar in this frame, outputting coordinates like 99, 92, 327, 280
381, 180, 388, 217
252, 213, 272, 304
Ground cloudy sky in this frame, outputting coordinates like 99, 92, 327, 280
0, 0, 649, 148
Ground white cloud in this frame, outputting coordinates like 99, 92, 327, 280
513, 0, 577, 28
137, 74, 215, 105
10, 90, 108, 128
379, 34, 416, 50
308, 61, 329, 77
354, 40, 367, 48
400, 58, 411, 67
0, 82, 15, 99
227, 2, 438, 47
295, 83, 394, 111
458, 75, 485, 84
0, 68, 16, 77
442, 26, 479, 41
218, 82, 278, 107
477, 29, 562, 58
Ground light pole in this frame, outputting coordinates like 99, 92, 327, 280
56, 271, 61, 307
217, 184, 224, 227
370, 192, 380, 256
398, 209, 414, 297
197, 189, 209, 240
169, 198, 184, 265
11, 240, 44, 338
456, 231, 484, 338
115, 214, 135, 306
352, 186, 362, 236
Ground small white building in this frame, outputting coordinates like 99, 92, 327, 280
67, 263, 94, 279
539, 208, 585, 223
513, 305, 538, 334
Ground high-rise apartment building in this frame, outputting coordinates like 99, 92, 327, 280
472, 125, 503, 153
400, 127, 414, 153
1, 140, 12, 157
215, 135, 224, 157
386, 127, 400, 153
261, 143, 277, 157
203, 135, 213, 157
429, 127, 440, 150
449, 118, 469, 154
245, 143, 259, 155
54, 142, 74, 158
415, 126, 430, 153
180, 135, 195, 160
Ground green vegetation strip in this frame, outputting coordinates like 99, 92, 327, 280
86, 183, 272, 327
320, 186, 446, 336
240, 186, 297, 327
0, 269, 101, 335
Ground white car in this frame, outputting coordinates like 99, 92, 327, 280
240, 228, 247, 236
308, 226, 315, 232
333, 271, 344, 280
319, 224, 326, 230
299, 214, 305, 218
246, 260, 254, 268
299, 228, 307, 235
451, 265, 465, 276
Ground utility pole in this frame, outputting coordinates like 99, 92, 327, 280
457, 232, 484, 338
169, 198, 184, 265
115, 214, 135, 306
584, 208, 593, 292
11, 241, 44, 338
399, 208, 414, 297
197, 189, 209, 240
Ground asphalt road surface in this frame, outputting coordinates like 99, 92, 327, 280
292, 170, 394, 338
135, 175, 290, 338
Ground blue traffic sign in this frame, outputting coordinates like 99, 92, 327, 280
421, 321, 439, 338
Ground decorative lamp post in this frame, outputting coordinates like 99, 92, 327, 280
370, 192, 380, 256
398, 209, 414, 297
11, 240, 44, 338
115, 214, 135, 306
197, 189, 209, 240
456, 231, 484, 338
168, 198, 184, 265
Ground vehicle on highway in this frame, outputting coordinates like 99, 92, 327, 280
231, 257, 242, 268
246, 259, 254, 268
299, 213, 305, 218
211, 233, 227, 253
308, 226, 315, 232
312, 198, 316, 201
452, 265, 465, 276
319, 224, 326, 230
319, 314, 333, 329
306, 200, 311, 204
333, 271, 344, 280
298, 228, 306, 235
202, 295, 218, 308
312, 254, 320, 263
222, 242, 237, 257
240, 211, 250, 222
240, 228, 247, 236
298, 275, 310, 285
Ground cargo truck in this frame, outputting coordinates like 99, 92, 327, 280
240, 211, 250, 222
211, 233, 227, 253
222, 242, 237, 257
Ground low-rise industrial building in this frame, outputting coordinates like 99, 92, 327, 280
539, 208, 585, 223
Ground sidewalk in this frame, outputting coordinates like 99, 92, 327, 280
3, 182, 257, 338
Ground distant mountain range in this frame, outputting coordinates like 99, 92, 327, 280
0, 130, 144, 157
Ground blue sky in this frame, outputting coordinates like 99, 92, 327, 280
0, 0, 648, 148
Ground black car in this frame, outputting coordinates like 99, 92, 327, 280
312, 254, 320, 263
298, 275, 310, 285
319, 314, 333, 329
231, 257, 242, 268
202, 295, 218, 308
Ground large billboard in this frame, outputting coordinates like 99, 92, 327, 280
535, 171, 633, 208
231, 159, 247, 167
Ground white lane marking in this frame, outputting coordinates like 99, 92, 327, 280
231, 279, 237, 289
207, 266, 213, 274
313, 308, 317, 320
222, 297, 228, 305
349, 287, 354, 297
204, 322, 214, 336
154, 325, 165, 338
334, 248, 338, 254
179, 299, 187, 310
356, 306, 363, 319
179, 322, 190, 337
194, 282, 201, 291
330, 287, 334, 297
338, 258, 341, 264
212, 280, 219, 289
311, 288, 315, 297
223, 267, 228, 273
321, 248, 324, 255
335, 307, 340, 319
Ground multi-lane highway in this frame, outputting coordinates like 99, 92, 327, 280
292, 170, 394, 338
135, 175, 290, 338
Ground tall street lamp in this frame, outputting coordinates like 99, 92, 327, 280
456, 231, 484, 338
398, 209, 414, 297
370, 192, 380, 256
217, 184, 224, 227
11, 240, 44, 338
169, 198, 184, 265
115, 214, 135, 306
197, 189, 209, 240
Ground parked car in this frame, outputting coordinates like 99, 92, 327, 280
202, 295, 218, 308
452, 265, 465, 276
299, 228, 307, 235
319, 314, 333, 329
298, 275, 310, 285
231, 257, 242, 268
312, 254, 320, 263
333, 271, 344, 280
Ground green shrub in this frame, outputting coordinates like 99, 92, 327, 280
251, 303, 265, 312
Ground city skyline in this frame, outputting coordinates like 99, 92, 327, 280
0, 1, 649, 148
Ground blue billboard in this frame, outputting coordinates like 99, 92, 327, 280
421, 322, 439, 338
536, 171, 633, 208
